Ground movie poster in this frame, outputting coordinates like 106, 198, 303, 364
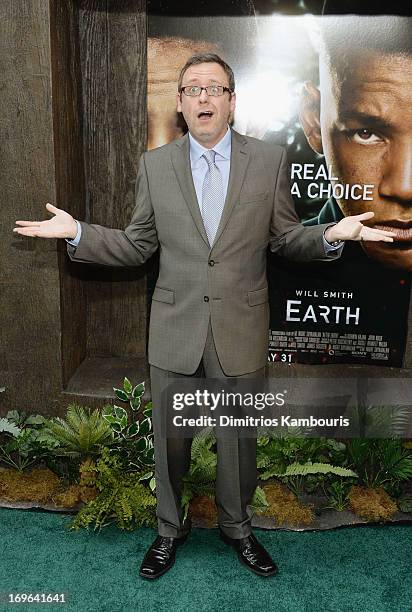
147, 1, 412, 367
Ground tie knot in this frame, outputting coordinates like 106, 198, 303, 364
203, 149, 216, 168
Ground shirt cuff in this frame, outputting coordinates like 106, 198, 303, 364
65, 220, 81, 247
323, 224, 344, 253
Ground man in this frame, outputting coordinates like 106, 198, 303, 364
14, 54, 394, 579
300, 13, 412, 271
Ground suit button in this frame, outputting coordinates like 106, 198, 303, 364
208, 260, 215, 266
204, 296, 209, 302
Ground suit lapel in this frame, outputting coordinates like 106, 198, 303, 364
171, 133, 210, 247
212, 129, 250, 247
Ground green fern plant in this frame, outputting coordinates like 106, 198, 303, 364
348, 404, 411, 438
257, 436, 336, 473
323, 479, 353, 512
261, 462, 357, 479
69, 447, 156, 531
180, 430, 272, 521
249, 485, 269, 513
397, 494, 412, 513
181, 428, 217, 521
260, 461, 357, 496
256, 436, 352, 495
39, 404, 114, 459
346, 438, 412, 492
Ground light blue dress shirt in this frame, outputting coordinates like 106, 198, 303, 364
66, 127, 343, 253
67, 219, 82, 246
189, 126, 231, 207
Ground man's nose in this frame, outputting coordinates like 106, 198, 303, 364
198, 88, 210, 103
379, 141, 412, 205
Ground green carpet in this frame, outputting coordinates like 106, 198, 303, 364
0, 508, 410, 612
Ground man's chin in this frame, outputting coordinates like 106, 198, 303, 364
362, 242, 412, 272
190, 126, 221, 147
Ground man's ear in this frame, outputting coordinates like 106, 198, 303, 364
230, 91, 236, 113
299, 81, 323, 155
176, 92, 182, 113
228, 91, 236, 124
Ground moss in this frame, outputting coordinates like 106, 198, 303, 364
189, 495, 218, 527
0, 466, 98, 509
53, 484, 98, 508
257, 480, 315, 527
0, 468, 60, 503
53, 485, 83, 508
187, 482, 316, 528
348, 485, 398, 522
78, 485, 98, 503
47, 457, 98, 508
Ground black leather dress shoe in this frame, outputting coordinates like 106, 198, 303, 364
219, 529, 278, 577
139, 534, 188, 580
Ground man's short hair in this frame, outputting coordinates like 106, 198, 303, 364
317, 15, 412, 86
320, 16, 412, 68
177, 53, 235, 92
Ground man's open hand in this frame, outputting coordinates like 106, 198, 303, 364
13, 203, 78, 239
325, 212, 396, 243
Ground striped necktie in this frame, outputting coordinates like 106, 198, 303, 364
201, 149, 225, 246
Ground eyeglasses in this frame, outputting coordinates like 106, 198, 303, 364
180, 85, 232, 97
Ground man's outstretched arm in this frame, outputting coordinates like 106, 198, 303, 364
14, 154, 158, 267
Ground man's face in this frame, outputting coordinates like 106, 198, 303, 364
302, 52, 412, 270
176, 62, 236, 148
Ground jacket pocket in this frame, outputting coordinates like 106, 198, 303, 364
152, 287, 175, 304
240, 191, 269, 204
248, 287, 268, 306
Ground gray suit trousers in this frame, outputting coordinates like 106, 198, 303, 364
150, 321, 265, 539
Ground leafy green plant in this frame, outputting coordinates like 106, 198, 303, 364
323, 479, 353, 511
35, 405, 115, 486
181, 428, 217, 521
103, 378, 155, 490
348, 404, 411, 438
250, 485, 269, 514
261, 460, 356, 479
346, 438, 412, 494
257, 436, 336, 472
260, 461, 357, 497
397, 494, 412, 513
256, 436, 354, 495
39, 405, 114, 459
0, 411, 56, 472
0, 417, 20, 437
68, 447, 156, 531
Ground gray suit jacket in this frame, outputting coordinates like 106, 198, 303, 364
67, 129, 340, 375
